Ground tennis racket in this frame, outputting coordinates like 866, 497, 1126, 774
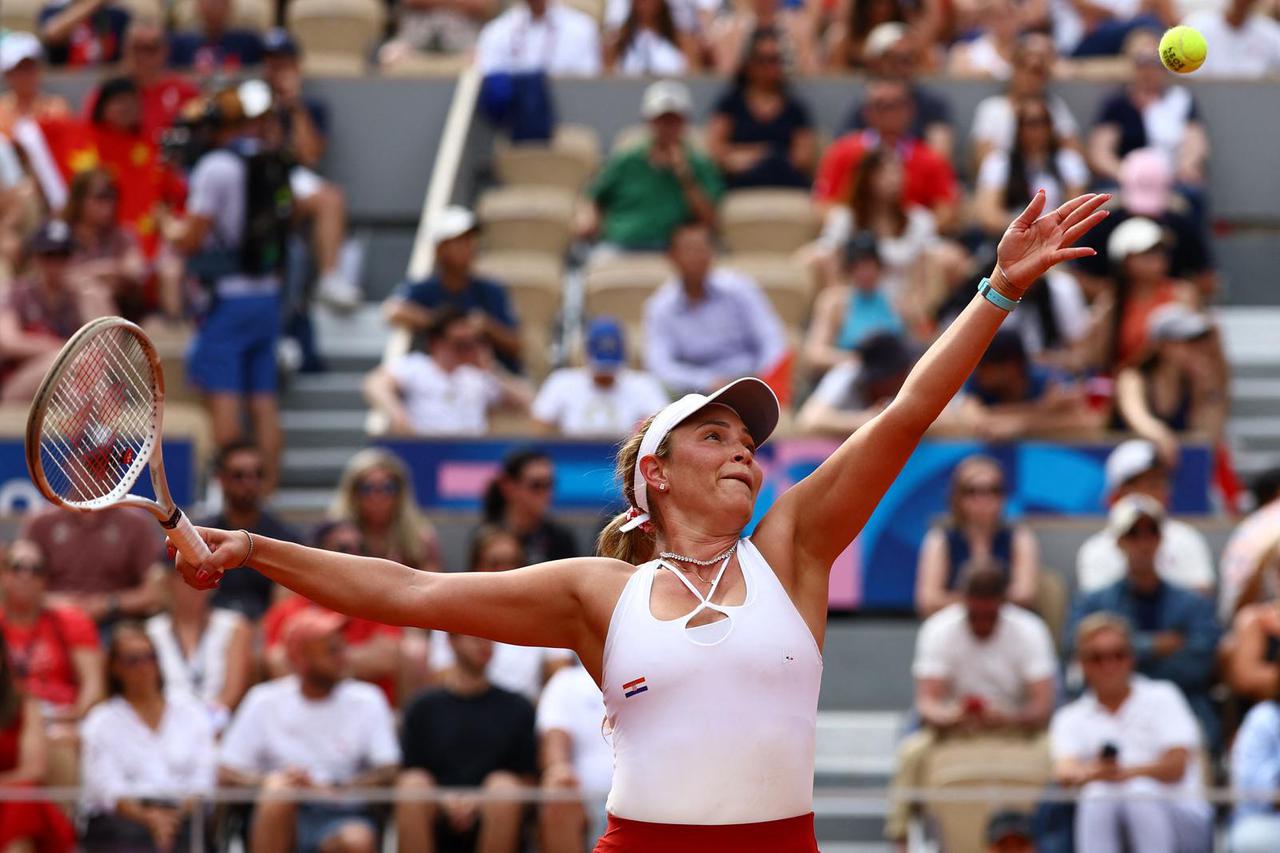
24, 316, 211, 567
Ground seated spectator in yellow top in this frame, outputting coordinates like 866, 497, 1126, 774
364, 308, 533, 436
0, 33, 70, 134
382, 206, 523, 372
37, 0, 130, 68
577, 80, 723, 253
532, 317, 669, 438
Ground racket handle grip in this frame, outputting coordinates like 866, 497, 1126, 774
168, 510, 212, 565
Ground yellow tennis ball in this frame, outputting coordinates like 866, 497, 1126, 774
1159, 26, 1207, 74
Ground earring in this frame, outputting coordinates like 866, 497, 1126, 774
658, 484, 667, 491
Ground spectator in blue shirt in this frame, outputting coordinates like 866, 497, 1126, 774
382, 205, 523, 373
1066, 494, 1222, 746
1230, 699, 1280, 852
169, 0, 264, 73
38, 0, 130, 67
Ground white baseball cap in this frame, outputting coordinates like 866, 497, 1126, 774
1107, 216, 1164, 262
865, 22, 909, 59
1104, 439, 1161, 496
1107, 493, 1165, 538
620, 378, 780, 532
428, 205, 478, 246
641, 79, 692, 120
0, 32, 43, 73
1147, 303, 1212, 343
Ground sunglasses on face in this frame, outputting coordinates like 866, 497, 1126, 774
753, 52, 783, 64
961, 484, 1005, 498
522, 477, 555, 493
1021, 115, 1051, 127
225, 467, 264, 482
357, 480, 401, 497
869, 98, 907, 111
1121, 524, 1160, 540
1081, 648, 1131, 665
6, 559, 46, 576
119, 651, 157, 667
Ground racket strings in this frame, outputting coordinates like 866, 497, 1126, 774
37, 326, 158, 507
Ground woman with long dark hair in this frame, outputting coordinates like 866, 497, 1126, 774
706, 27, 816, 189
604, 0, 698, 75
824, 0, 907, 70
172, 190, 1109, 851
63, 169, 151, 321
481, 449, 580, 564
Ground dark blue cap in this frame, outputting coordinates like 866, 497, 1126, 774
263, 28, 299, 57
586, 317, 626, 371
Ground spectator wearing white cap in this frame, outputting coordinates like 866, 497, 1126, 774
1066, 495, 1221, 744
475, 0, 601, 76
578, 80, 723, 252
1185, 0, 1280, 78
1076, 439, 1215, 596
382, 205, 523, 372
532, 317, 670, 437
1114, 303, 1226, 464
0, 33, 70, 137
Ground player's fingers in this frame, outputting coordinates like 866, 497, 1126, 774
1050, 246, 1099, 265
1059, 210, 1110, 248
1050, 192, 1097, 224
1059, 193, 1110, 232
1013, 188, 1046, 226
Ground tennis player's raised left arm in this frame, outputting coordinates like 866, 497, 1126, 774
775, 191, 1110, 571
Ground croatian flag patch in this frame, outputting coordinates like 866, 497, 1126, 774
622, 677, 648, 698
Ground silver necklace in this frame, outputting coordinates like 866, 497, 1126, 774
660, 542, 738, 584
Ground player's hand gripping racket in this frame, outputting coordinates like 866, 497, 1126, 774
24, 316, 211, 567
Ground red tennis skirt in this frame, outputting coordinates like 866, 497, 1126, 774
594, 812, 819, 852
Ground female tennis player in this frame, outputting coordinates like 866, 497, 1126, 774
177, 190, 1109, 852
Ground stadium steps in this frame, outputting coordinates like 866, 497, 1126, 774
1220, 308, 1280, 481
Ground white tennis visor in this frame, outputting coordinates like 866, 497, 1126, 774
620, 377, 780, 532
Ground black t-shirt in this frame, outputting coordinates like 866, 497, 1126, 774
844, 84, 952, 139
201, 510, 298, 621
1074, 204, 1212, 280
400, 686, 537, 785
712, 86, 813, 189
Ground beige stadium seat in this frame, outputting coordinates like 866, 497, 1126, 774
0, 0, 43, 33
721, 189, 819, 254
494, 124, 602, 192
287, 0, 386, 68
723, 253, 811, 328
582, 253, 672, 329
174, 0, 272, 32
561, 0, 604, 22
473, 251, 564, 379
476, 187, 575, 256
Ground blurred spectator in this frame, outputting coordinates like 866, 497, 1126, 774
364, 307, 533, 436
885, 565, 1056, 843
262, 29, 328, 170
984, 810, 1035, 853
1186, 0, 1280, 78
1073, 148, 1216, 301
947, 0, 1019, 79
329, 448, 442, 572
482, 451, 580, 564
80, 624, 216, 852
803, 232, 904, 373
1087, 29, 1209, 190
915, 456, 1040, 618
824, 0, 908, 71
475, 0, 601, 75
397, 634, 537, 853
708, 0, 820, 75
382, 206, 523, 373
63, 169, 151, 321
380, 0, 495, 66
814, 77, 959, 229
532, 317, 669, 437
431, 526, 574, 701
957, 329, 1101, 441
809, 148, 938, 330
0, 539, 104, 731
1067, 495, 1221, 743
603, 0, 697, 75
974, 97, 1089, 238
643, 221, 787, 395
88, 18, 197, 144
1230, 699, 1280, 851
198, 440, 300, 621
169, 0, 265, 73
1076, 439, 1216, 595
145, 564, 252, 730
1219, 468, 1280, 620
839, 23, 953, 161
22, 505, 163, 624
263, 522, 402, 706
1054, 0, 1174, 56
969, 33, 1081, 167
706, 28, 815, 189
578, 81, 722, 252
0, 32, 71, 134
220, 610, 399, 853
1051, 613, 1212, 851
0, 220, 95, 404
0, 631, 76, 853
537, 661, 612, 853
1223, 565, 1280, 704
37, 0, 130, 67
1114, 304, 1226, 461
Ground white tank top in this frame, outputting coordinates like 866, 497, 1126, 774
601, 538, 823, 824
146, 609, 239, 704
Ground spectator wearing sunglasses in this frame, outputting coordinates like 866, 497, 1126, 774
479, 449, 581, 565
915, 455, 1041, 618
328, 449, 442, 574
197, 441, 299, 623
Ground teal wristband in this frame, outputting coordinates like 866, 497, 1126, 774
977, 277, 1021, 312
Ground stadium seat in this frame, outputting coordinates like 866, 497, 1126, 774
722, 253, 812, 328
493, 124, 601, 193
476, 187, 576, 256
287, 0, 386, 72
1033, 570, 1069, 653
0, 0, 42, 33
561, 0, 605, 23
474, 251, 565, 380
582, 253, 673, 328
173, 0, 272, 32
721, 189, 819, 254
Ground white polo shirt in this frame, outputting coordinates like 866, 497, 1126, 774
475, 2, 602, 76
1076, 519, 1215, 594
388, 352, 502, 436
532, 367, 669, 437
912, 602, 1057, 715
1183, 12, 1280, 78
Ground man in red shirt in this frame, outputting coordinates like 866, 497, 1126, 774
814, 77, 960, 229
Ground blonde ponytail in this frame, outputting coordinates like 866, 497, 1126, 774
595, 414, 669, 564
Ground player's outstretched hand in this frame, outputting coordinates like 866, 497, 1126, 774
996, 191, 1110, 296
168, 527, 248, 590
